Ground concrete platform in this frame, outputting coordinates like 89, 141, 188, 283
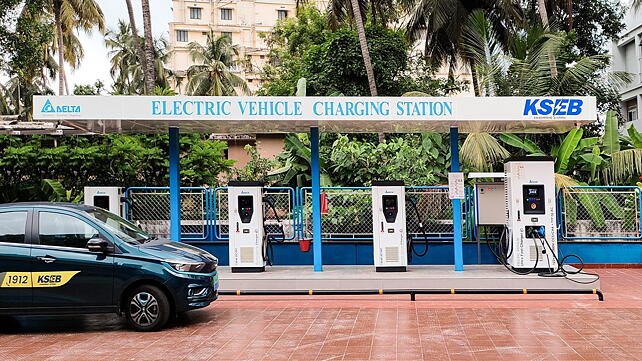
217, 265, 601, 295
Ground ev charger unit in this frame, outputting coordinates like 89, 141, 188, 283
504, 157, 558, 271
371, 180, 408, 272
228, 181, 266, 273
84, 186, 125, 217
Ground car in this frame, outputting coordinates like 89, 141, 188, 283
0, 202, 218, 331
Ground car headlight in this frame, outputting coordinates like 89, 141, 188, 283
165, 260, 206, 273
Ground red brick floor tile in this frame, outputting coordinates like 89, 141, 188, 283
3, 270, 642, 361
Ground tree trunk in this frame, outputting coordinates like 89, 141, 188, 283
349, 0, 382, 141
54, 4, 66, 95
564, 0, 573, 30
470, 62, 480, 97
141, 0, 156, 94
537, 0, 558, 78
126, 0, 149, 94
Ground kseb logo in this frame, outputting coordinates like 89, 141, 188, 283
523, 99, 583, 116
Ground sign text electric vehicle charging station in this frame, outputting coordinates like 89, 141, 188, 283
32, 95, 598, 275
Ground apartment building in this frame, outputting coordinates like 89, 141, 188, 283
612, 5, 642, 131
169, 0, 308, 94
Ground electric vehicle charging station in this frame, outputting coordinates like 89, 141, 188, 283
84, 186, 125, 217
504, 157, 559, 271
228, 181, 266, 273
371, 181, 408, 272
33, 95, 604, 301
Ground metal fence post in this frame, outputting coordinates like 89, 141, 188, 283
450, 127, 464, 271
169, 127, 181, 242
310, 127, 323, 272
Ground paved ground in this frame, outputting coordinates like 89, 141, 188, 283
1, 269, 642, 361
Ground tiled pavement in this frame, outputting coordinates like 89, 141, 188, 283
1, 269, 642, 361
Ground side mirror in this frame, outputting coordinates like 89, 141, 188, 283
87, 238, 113, 253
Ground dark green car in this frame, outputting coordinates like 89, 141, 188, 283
0, 203, 218, 331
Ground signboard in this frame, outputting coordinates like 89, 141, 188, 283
33, 96, 596, 122
31, 96, 597, 134
448, 172, 465, 200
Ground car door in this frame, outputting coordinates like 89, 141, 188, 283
31, 209, 114, 309
0, 209, 33, 309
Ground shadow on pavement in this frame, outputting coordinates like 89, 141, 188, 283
0, 309, 213, 334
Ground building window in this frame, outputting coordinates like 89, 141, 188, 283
221, 31, 232, 39
277, 10, 288, 20
189, 7, 202, 19
221, 8, 232, 20
628, 106, 638, 123
176, 30, 188, 42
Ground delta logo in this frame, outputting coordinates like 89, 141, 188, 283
523, 99, 583, 116
41, 99, 81, 114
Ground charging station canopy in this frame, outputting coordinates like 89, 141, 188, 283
32, 96, 596, 134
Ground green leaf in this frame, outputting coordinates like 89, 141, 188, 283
578, 137, 599, 149
602, 110, 620, 154
627, 125, 642, 148
579, 153, 603, 165
499, 133, 526, 149
555, 128, 583, 173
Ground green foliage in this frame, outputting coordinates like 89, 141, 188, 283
41, 179, 82, 203
186, 31, 249, 96
227, 145, 277, 183
259, 7, 466, 96
327, 134, 450, 186
0, 134, 233, 203
105, 20, 172, 95
73, 80, 104, 95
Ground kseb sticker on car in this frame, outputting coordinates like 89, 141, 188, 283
0, 271, 80, 288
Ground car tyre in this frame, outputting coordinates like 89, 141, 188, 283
125, 285, 171, 331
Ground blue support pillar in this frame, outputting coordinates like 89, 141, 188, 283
310, 127, 323, 272
169, 127, 181, 242
450, 127, 464, 271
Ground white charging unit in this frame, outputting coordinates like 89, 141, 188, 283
84, 186, 124, 217
371, 180, 408, 272
504, 157, 558, 270
228, 181, 266, 273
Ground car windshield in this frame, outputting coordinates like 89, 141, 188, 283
83, 208, 152, 245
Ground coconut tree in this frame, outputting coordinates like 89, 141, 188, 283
141, 0, 156, 94
186, 31, 249, 96
125, 0, 149, 93
105, 20, 172, 95
46, 0, 104, 95
405, 0, 523, 96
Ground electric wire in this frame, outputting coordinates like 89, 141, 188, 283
262, 195, 286, 267
535, 233, 600, 285
406, 195, 429, 261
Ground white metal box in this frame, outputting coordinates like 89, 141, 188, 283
371, 181, 407, 272
474, 182, 506, 225
228, 181, 265, 272
504, 158, 558, 270
83, 187, 124, 217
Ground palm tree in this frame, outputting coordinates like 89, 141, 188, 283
105, 21, 172, 95
405, 0, 523, 96
327, 0, 382, 141
186, 31, 249, 96
125, 0, 149, 93
47, 0, 104, 95
141, 0, 156, 94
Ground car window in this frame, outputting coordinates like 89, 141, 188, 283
38, 211, 100, 249
0, 211, 28, 244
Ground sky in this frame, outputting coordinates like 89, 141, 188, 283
66, 0, 171, 91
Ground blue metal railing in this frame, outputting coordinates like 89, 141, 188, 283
212, 186, 297, 241
125, 186, 212, 241
558, 186, 642, 241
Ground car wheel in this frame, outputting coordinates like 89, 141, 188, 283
125, 285, 171, 331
